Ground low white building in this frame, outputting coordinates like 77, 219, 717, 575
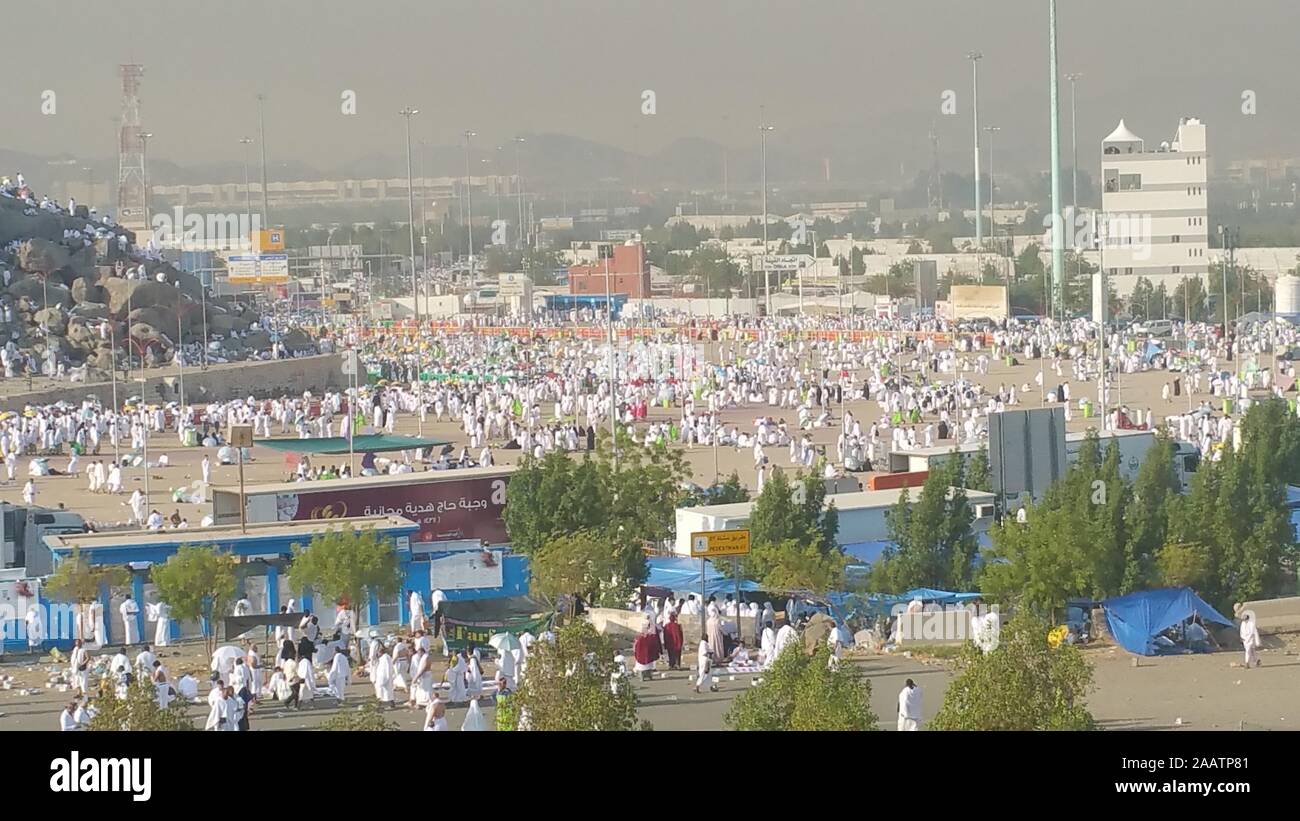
673, 487, 998, 558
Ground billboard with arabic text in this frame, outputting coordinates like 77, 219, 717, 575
273, 475, 509, 544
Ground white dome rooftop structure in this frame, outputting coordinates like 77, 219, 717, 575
1103, 119, 1145, 155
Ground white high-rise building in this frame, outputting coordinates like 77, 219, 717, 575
1099, 117, 1209, 296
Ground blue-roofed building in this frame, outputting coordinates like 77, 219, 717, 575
30, 514, 529, 650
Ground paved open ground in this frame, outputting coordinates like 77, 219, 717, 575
1, 634, 1296, 730
0, 348, 1210, 526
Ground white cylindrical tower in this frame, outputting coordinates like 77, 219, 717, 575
1276, 274, 1300, 315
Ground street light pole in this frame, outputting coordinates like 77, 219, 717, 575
513, 137, 527, 251
984, 125, 1001, 278
464, 130, 477, 285
760, 122, 775, 317
401, 107, 423, 437
239, 137, 254, 239
1065, 73, 1082, 242
256, 94, 270, 227
967, 52, 983, 250
139, 132, 154, 232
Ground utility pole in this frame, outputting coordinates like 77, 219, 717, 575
985, 125, 1001, 278
1048, 0, 1066, 320
514, 137, 526, 251
139, 132, 154, 231
239, 137, 254, 245
464, 130, 477, 285
760, 121, 775, 316
967, 52, 983, 249
256, 94, 269, 227
401, 108, 423, 436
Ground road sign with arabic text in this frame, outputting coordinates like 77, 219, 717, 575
690, 529, 751, 558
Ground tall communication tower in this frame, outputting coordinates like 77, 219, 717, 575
927, 122, 943, 211
116, 64, 147, 231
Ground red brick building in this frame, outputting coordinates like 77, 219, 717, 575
567, 241, 651, 298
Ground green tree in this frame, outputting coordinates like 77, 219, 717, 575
851, 246, 865, 275
930, 612, 1095, 730
680, 472, 750, 507
979, 435, 1133, 615
725, 644, 876, 731
504, 429, 686, 577
44, 547, 130, 606
1170, 275, 1209, 321
1127, 276, 1155, 320
1015, 243, 1045, 280
743, 468, 840, 587
1165, 425, 1291, 611
1154, 542, 1213, 590
531, 530, 639, 611
503, 450, 608, 557
755, 539, 848, 595
1120, 437, 1181, 592
150, 544, 238, 654
286, 527, 403, 637
88, 677, 195, 731
965, 448, 991, 493
872, 459, 978, 592
508, 621, 646, 731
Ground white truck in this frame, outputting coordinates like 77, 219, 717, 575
890, 429, 1200, 493
1, 502, 88, 577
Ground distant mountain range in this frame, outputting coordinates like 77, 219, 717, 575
5, 125, 1066, 206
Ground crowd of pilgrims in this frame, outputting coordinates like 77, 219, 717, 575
9, 311, 1300, 515
58, 591, 544, 732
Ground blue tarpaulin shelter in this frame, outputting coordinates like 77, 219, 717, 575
645, 556, 763, 597
843, 533, 993, 567
1142, 339, 1165, 364
1102, 587, 1232, 656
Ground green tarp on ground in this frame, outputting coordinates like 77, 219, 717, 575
254, 434, 449, 455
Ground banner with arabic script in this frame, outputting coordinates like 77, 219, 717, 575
443, 612, 554, 653
273, 474, 509, 544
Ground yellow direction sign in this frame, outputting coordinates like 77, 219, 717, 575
690, 529, 750, 558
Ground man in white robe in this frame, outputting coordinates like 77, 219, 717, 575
408, 590, 426, 633
25, 605, 43, 651
1240, 612, 1262, 668
897, 679, 922, 731
773, 622, 797, 662
119, 594, 141, 644
68, 640, 90, 695
327, 648, 351, 700
693, 637, 715, 693
496, 643, 517, 690
429, 588, 447, 637
371, 648, 395, 705
88, 599, 106, 646
204, 680, 226, 730
153, 601, 172, 646
134, 645, 156, 679
296, 655, 316, 702
759, 621, 777, 669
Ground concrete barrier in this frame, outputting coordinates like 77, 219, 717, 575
588, 606, 756, 647
0, 353, 346, 410
1239, 595, 1300, 635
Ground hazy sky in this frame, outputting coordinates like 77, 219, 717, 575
2, 0, 1294, 175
